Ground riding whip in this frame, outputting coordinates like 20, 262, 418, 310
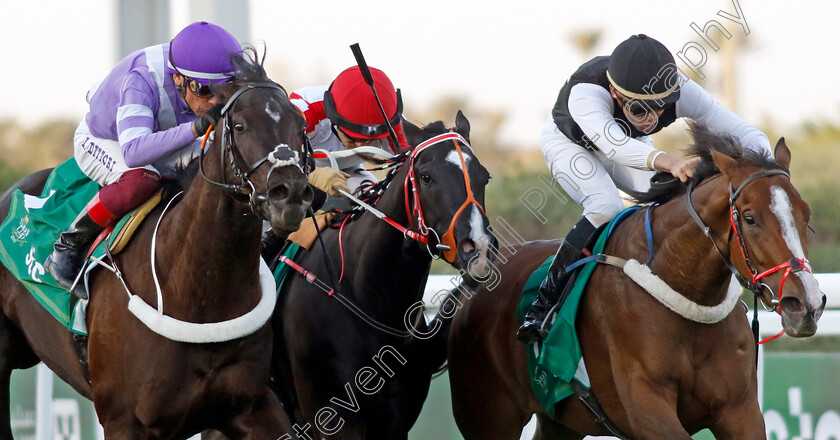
349, 43, 402, 150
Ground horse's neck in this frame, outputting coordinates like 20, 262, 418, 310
158, 173, 261, 308
341, 172, 431, 310
648, 179, 737, 304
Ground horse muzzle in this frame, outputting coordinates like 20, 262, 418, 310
263, 172, 312, 234
448, 206, 498, 284
778, 271, 826, 337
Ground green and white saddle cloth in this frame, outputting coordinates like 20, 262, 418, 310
0, 159, 137, 335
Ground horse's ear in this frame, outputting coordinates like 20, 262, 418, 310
774, 137, 791, 172
455, 110, 471, 140
710, 149, 739, 179
401, 118, 426, 148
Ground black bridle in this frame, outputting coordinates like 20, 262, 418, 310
198, 82, 314, 213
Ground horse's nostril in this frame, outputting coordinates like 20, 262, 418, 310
780, 297, 806, 315
270, 183, 290, 202
302, 185, 314, 204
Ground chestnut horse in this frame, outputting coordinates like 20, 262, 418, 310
0, 52, 312, 438
269, 113, 496, 439
448, 124, 825, 439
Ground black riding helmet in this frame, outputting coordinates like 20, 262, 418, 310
607, 34, 681, 106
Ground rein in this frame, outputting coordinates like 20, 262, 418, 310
685, 169, 812, 343
198, 82, 311, 213
279, 131, 484, 339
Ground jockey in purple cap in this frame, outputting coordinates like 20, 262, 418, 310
45, 21, 243, 300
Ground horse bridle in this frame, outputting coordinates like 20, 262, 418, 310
685, 169, 812, 311
198, 82, 314, 213
403, 132, 486, 263
334, 132, 484, 265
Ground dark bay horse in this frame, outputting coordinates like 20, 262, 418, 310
272, 112, 496, 439
0, 52, 312, 438
448, 124, 825, 439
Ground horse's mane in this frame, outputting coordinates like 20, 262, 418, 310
628, 121, 779, 205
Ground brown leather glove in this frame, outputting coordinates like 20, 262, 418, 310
308, 167, 350, 197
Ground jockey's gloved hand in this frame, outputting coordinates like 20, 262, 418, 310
192, 104, 224, 137
308, 167, 350, 197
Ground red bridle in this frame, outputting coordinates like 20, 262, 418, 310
726, 170, 812, 310
335, 132, 486, 281
687, 169, 812, 343
403, 132, 486, 263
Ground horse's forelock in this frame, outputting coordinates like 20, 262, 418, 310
420, 120, 448, 137
209, 46, 272, 103
402, 119, 450, 151
231, 46, 269, 84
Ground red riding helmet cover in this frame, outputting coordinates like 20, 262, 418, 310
323, 66, 403, 140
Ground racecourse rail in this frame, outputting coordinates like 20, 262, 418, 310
21, 273, 840, 440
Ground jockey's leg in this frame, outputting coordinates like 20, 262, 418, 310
45, 169, 160, 299
521, 117, 624, 343
517, 216, 597, 344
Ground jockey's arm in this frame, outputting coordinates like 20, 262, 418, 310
568, 83, 663, 170
675, 76, 772, 155
117, 70, 197, 168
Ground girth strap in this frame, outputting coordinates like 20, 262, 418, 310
570, 381, 632, 439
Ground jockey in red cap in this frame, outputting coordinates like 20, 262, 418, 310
260, 65, 409, 262
288, 65, 408, 209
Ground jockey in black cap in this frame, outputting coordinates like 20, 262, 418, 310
517, 34, 773, 344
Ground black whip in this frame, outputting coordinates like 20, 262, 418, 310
350, 43, 401, 150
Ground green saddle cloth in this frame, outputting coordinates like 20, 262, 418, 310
517, 207, 637, 417
0, 159, 137, 334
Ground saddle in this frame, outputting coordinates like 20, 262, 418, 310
90, 190, 163, 256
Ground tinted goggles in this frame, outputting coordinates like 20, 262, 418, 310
323, 89, 403, 139
187, 78, 213, 97
619, 94, 665, 117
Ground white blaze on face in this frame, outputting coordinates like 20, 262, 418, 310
265, 103, 281, 123
465, 204, 492, 279
770, 186, 823, 310
446, 150, 472, 170
770, 186, 804, 259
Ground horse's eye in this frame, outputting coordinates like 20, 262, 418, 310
234, 123, 245, 133
419, 173, 432, 184
744, 215, 756, 225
